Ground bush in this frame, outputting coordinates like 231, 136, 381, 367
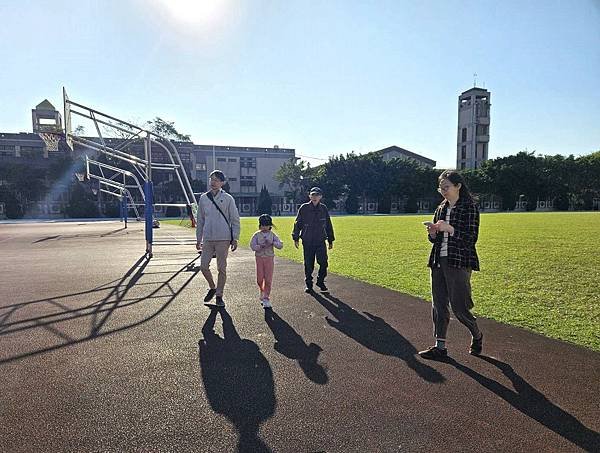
345, 194, 359, 214
404, 196, 418, 213
66, 183, 99, 218
5, 195, 23, 219
165, 205, 182, 217
104, 202, 121, 218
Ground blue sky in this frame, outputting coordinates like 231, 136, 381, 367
0, 0, 598, 168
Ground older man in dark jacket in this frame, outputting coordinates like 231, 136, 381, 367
292, 187, 335, 293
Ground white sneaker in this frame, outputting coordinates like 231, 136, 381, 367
261, 298, 272, 309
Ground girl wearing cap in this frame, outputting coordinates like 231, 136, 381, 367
250, 214, 284, 309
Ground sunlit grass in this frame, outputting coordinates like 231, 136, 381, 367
164, 212, 600, 351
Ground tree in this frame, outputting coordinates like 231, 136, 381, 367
274, 158, 310, 203
344, 192, 359, 214
257, 185, 272, 215
146, 117, 191, 141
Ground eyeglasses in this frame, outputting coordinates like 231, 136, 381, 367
437, 185, 454, 193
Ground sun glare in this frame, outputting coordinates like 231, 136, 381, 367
155, 0, 229, 26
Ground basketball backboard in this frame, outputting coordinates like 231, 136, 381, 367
63, 87, 73, 151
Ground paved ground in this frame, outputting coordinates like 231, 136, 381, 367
0, 220, 599, 453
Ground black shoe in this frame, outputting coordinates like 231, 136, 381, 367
304, 286, 313, 293
470, 333, 483, 355
203, 288, 216, 302
418, 346, 448, 360
316, 282, 328, 292
215, 296, 225, 307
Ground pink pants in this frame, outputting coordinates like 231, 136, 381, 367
255, 256, 275, 299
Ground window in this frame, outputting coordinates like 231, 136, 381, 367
474, 161, 478, 169
482, 143, 487, 159
195, 163, 207, 171
474, 147, 477, 159
217, 157, 226, 162
476, 125, 488, 136
240, 175, 256, 193
461, 146, 466, 160
461, 128, 467, 143
0, 145, 15, 157
228, 158, 237, 162
20, 147, 43, 158
240, 157, 256, 168
229, 177, 237, 182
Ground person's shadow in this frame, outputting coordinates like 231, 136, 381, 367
449, 355, 600, 451
264, 309, 328, 385
199, 309, 275, 453
311, 292, 445, 384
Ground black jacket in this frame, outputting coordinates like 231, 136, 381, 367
292, 202, 335, 245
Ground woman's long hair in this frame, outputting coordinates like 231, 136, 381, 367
438, 170, 476, 204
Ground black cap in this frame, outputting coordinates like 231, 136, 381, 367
309, 187, 322, 195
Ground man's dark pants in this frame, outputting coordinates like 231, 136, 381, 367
303, 242, 328, 287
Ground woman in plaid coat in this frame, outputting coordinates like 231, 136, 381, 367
419, 170, 484, 360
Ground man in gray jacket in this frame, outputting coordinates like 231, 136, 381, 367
196, 170, 241, 307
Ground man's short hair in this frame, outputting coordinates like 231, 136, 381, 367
209, 170, 226, 181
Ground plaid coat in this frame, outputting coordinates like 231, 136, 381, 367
428, 197, 480, 271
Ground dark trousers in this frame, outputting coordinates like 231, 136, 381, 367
303, 242, 328, 286
431, 257, 481, 340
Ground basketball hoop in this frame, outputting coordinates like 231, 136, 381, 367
39, 132, 61, 152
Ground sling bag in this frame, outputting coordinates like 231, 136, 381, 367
206, 191, 234, 243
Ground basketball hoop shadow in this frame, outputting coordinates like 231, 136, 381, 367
0, 254, 201, 365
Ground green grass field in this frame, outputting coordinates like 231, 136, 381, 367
164, 212, 600, 351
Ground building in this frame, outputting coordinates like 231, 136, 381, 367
188, 144, 295, 215
0, 100, 296, 217
375, 145, 436, 168
456, 87, 490, 170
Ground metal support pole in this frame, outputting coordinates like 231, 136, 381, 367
144, 133, 153, 258
121, 194, 128, 228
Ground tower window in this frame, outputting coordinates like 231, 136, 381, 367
461, 128, 467, 142
461, 146, 466, 159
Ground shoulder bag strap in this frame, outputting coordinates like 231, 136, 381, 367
206, 191, 234, 242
